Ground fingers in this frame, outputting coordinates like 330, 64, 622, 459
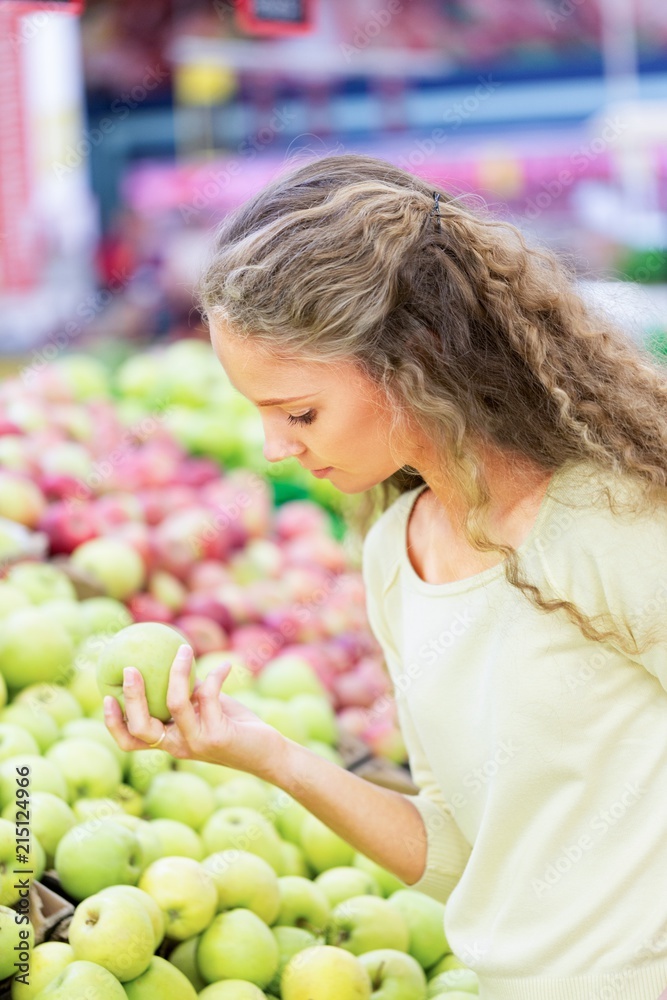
123, 667, 166, 745
198, 665, 229, 734
103, 693, 155, 751
166, 645, 197, 733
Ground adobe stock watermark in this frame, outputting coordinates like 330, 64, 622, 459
340, 0, 405, 63
546, 0, 586, 29
532, 778, 647, 898
53, 65, 169, 178
523, 116, 627, 220
396, 76, 501, 172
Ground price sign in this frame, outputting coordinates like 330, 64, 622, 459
235, 0, 314, 37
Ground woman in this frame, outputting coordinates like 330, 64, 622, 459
104, 153, 667, 998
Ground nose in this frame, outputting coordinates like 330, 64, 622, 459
261, 419, 306, 464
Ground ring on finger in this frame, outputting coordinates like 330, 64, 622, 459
148, 726, 167, 749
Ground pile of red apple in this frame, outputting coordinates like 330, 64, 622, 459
0, 347, 407, 765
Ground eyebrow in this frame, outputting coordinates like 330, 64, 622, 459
256, 393, 320, 407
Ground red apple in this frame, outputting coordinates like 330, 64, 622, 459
128, 593, 175, 624
182, 593, 235, 633
177, 457, 220, 488
39, 473, 93, 503
275, 500, 330, 541
172, 615, 229, 656
137, 486, 197, 526
38, 501, 100, 555
186, 561, 231, 593
284, 536, 347, 574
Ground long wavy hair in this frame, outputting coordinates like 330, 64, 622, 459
198, 152, 667, 658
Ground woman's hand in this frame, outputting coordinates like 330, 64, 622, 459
103, 645, 284, 779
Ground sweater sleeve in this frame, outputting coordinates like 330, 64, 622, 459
361, 524, 472, 903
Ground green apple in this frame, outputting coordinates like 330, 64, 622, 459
40, 600, 88, 646
281, 945, 371, 1000
327, 896, 410, 955
7, 563, 76, 605
104, 814, 162, 870
202, 849, 281, 923
197, 908, 279, 988
426, 969, 479, 995
353, 853, 407, 897
115, 782, 144, 816
213, 775, 272, 812
0, 817, 45, 906
54, 819, 142, 900
0, 905, 34, 980
0, 756, 68, 808
95, 884, 165, 948
359, 948, 427, 999
66, 662, 103, 716
46, 738, 122, 801
196, 651, 252, 694
71, 797, 124, 823
126, 748, 173, 794
198, 983, 268, 1000
2, 791, 75, 867
29, 959, 126, 998
201, 807, 284, 873
139, 856, 217, 940
291, 693, 339, 744
0, 723, 39, 762
149, 571, 186, 612
10, 940, 74, 1000
271, 791, 310, 845
0, 582, 30, 619
71, 538, 145, 601
256, 655, 327, 700
0, 673, 5, 710
176, 758, 243, 786
68, 891, 154, 981
258, 699, 308, 744
79, 596, 133, 636
387, 890, 448, 971
299, 813, 355, 873
274, 875, 331, 935
167, 935, 206, 991
427, 953, 466, 975
123, 955, 199, 999
61, 718, 127, 773
150, 818, 203, 859
279, 839, 310, 877
144, 770, 214, 830
315, 867, 381, 908
15, 684, 82, 727
96, 622, 193, 723
0, 706, 59, 752
0, 610, 74, 689
267, 925, 318, 995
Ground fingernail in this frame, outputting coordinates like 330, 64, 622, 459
178, 645, 191, 659
123, 667, 136, 685
103, 696, 113, 712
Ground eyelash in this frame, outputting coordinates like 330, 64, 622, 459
287, 410, 316, 426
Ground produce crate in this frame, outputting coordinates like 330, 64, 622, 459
338, 729, 418, 795
0, 882, 74, 999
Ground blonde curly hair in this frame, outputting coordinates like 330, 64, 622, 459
199, 152, 667, 658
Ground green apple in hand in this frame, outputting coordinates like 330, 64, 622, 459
30, 959, 126, 999
96, 622, 193, 722
2, 792, 75, 867
274, 875, 331, 935
327, 896, 410, 956
149, 818, 203, 860
281, 945, 372, 1000
123, 955, 199, 1000
387, 890, 448, 970
68, 891, 154, 981
197, 908, 279, 988
95, 884, 165, 948
202, 848, 281, 923
54, 819, 142, 900
299, 812, 355, 873
359, 948, 427, 999
0, 906, 33, 980
144, 770, 214, 830
315, 866, 381, 908
139, 856, 217, 940
10, 941, 74, 1000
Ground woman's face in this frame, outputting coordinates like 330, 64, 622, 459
210, 320, 409, 493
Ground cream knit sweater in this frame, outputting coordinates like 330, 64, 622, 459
361, 459, 667, 1000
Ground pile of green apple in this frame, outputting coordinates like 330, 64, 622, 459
0, 345, 408, 764
0, 617, 479, 997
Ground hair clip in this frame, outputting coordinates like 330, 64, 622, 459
432, 191, 442, 232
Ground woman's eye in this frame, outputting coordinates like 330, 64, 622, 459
287, 410, 316, 426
